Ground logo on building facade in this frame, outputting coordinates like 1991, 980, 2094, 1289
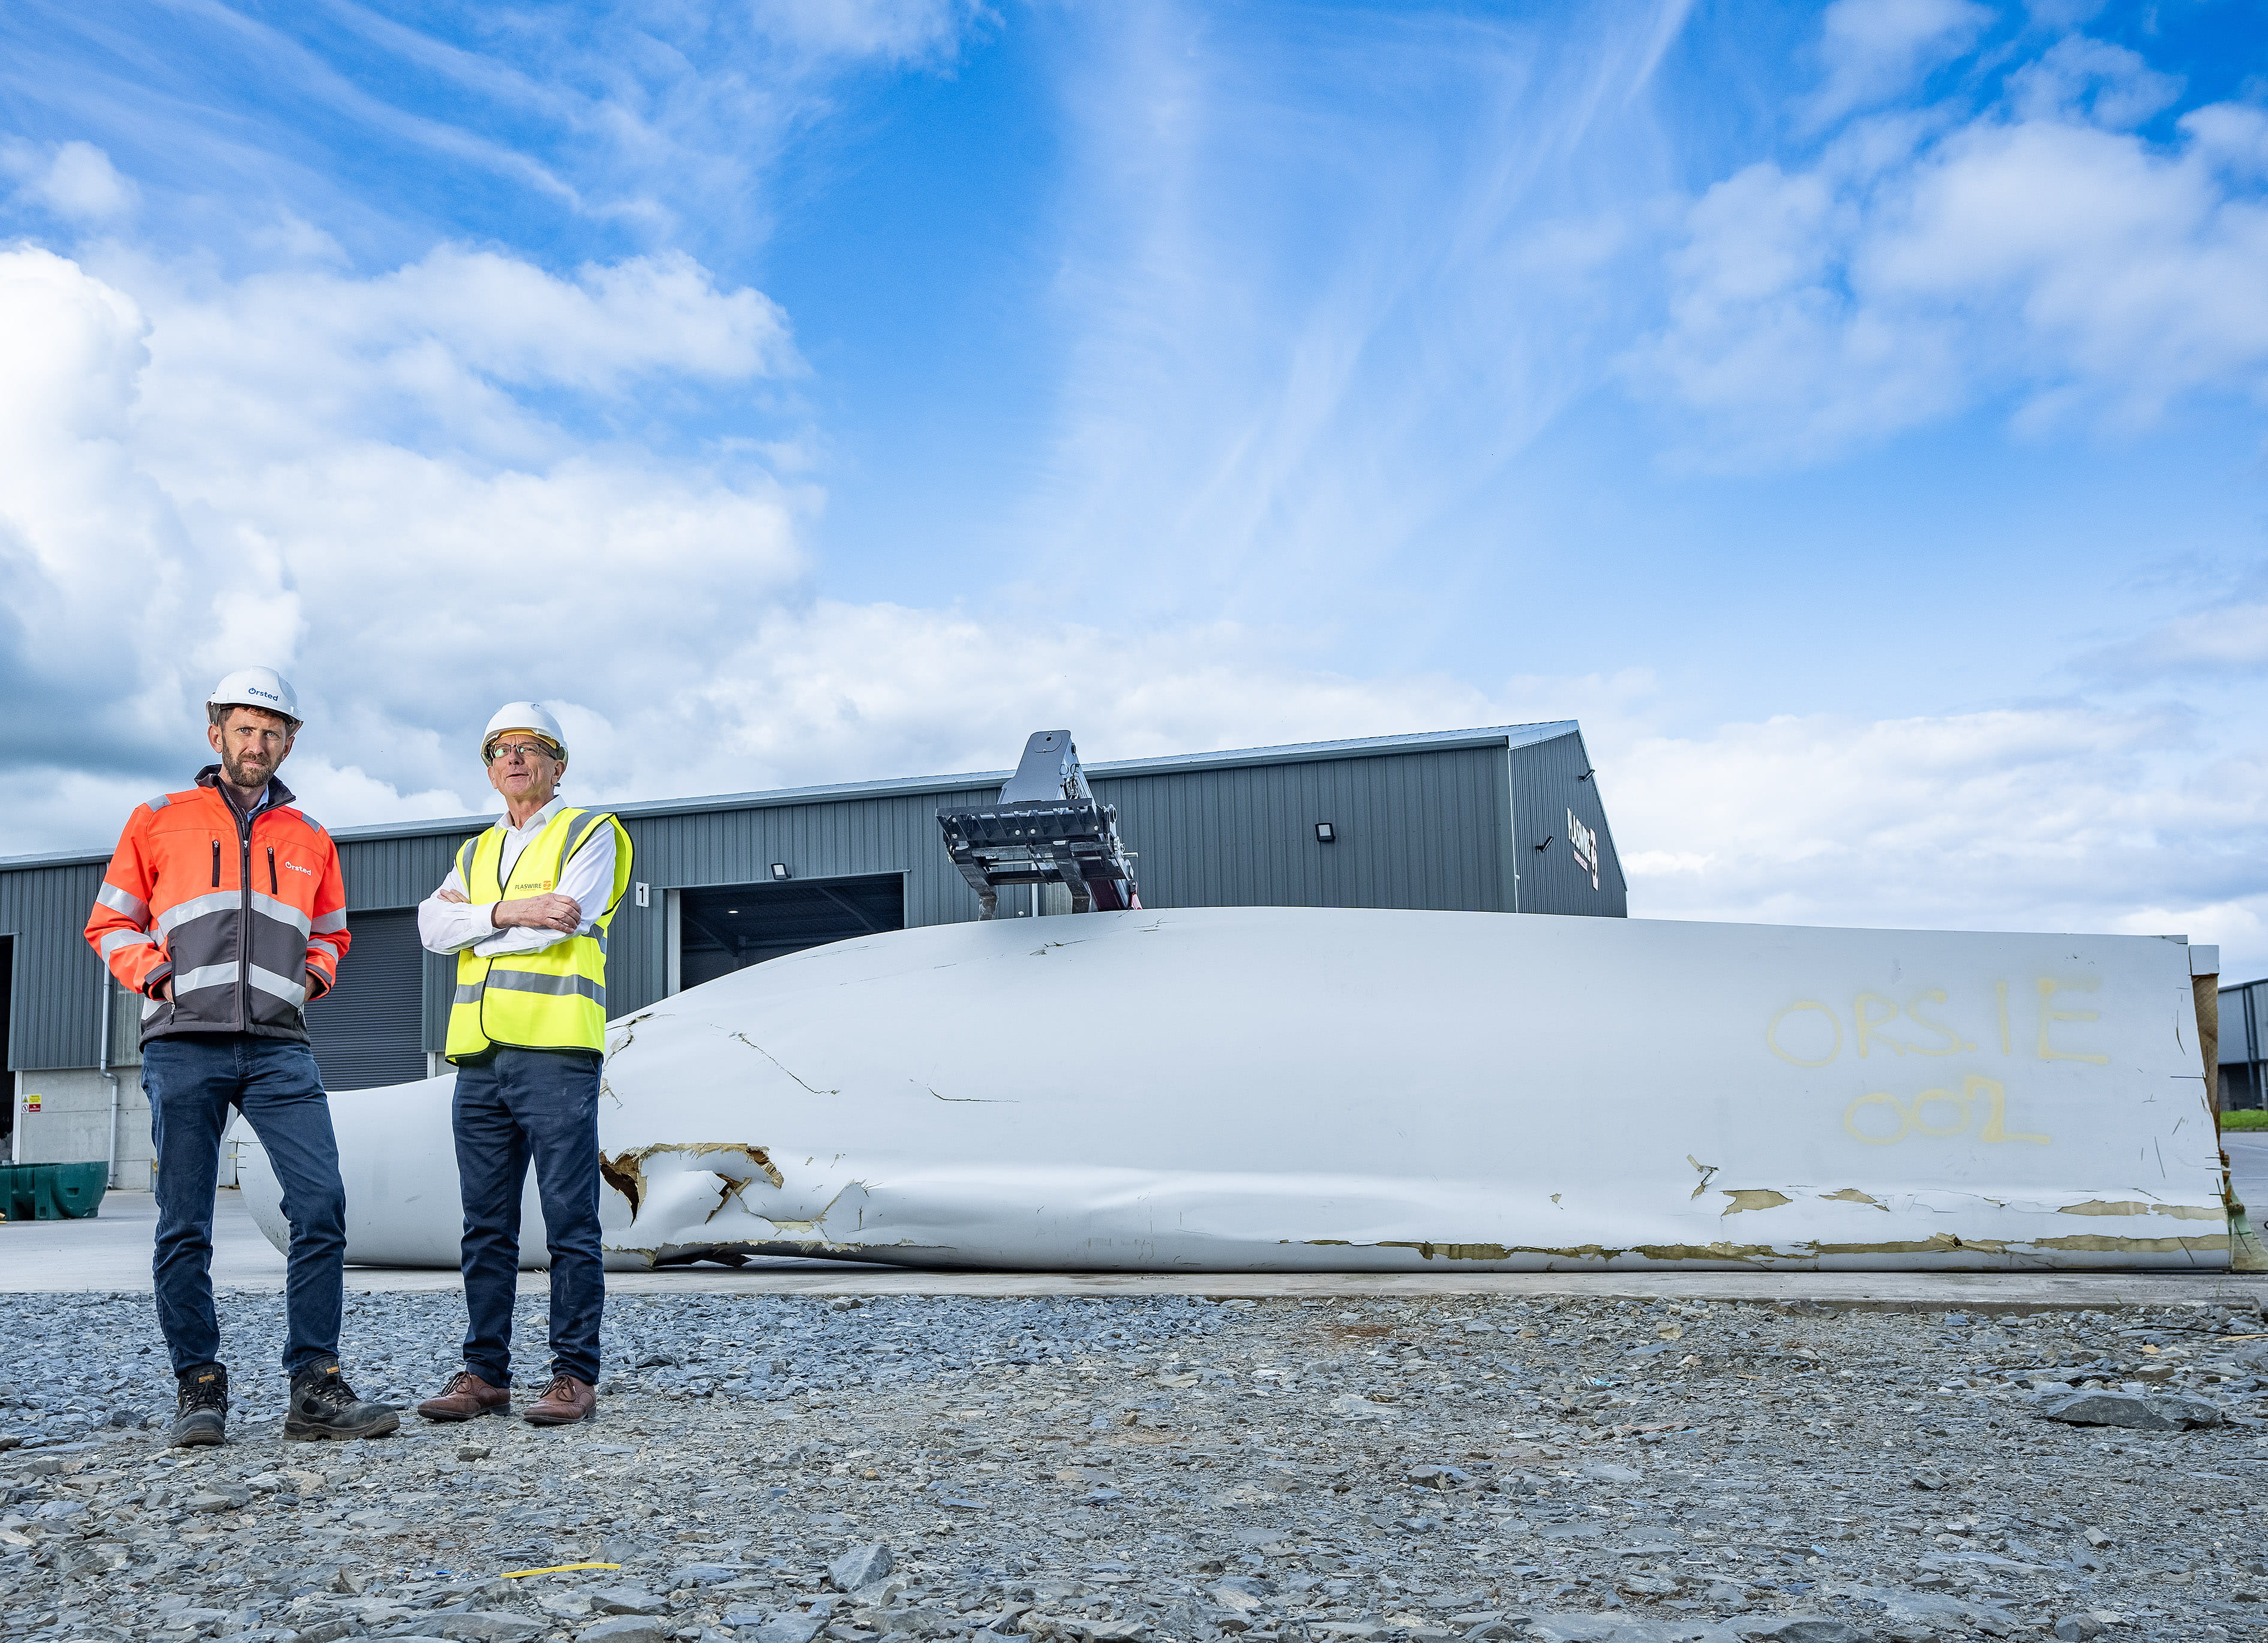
1567, 809, 1600, 890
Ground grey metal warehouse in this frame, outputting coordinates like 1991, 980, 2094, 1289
0, 721, 1624, 1176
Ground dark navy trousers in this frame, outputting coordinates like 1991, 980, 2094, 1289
452, 1047, 605, 1386
144, 1035, 346, 1378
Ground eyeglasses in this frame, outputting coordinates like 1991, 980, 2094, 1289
485, 740, 559, 763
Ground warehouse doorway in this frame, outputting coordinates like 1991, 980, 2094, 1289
305, 909, 427, 1091
676, 874, 905, 989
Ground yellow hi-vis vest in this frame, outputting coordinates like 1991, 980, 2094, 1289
445, 807, 634, 1062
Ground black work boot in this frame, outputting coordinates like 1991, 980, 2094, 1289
283, 1357, 400, 1441
170, 1363, 228, 1447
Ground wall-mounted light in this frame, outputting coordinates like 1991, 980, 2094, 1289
634, 882, 650, 908
1534, 834, 1555, 852
1314, 822, 1337, 843
770, 863, 790, 881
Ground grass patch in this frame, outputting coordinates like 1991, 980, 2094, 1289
2225, 1109, 2268, 1130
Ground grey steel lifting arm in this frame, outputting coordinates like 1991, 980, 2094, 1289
937, 730, 1141, 919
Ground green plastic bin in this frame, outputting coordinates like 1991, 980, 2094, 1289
0, 1161, 107, 1221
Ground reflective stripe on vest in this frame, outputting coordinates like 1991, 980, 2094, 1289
444, 807, 634, 1061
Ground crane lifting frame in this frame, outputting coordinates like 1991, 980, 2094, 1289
935, 730, 1141, 919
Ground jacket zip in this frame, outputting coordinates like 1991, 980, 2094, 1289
209, 840, 220, 888
235, 800, 254, 1032
268, 846, 278, 894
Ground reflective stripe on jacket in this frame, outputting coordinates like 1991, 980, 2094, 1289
83, 769, 350, 1046
445, 807, 632, 1061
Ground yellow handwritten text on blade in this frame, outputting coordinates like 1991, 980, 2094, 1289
1904, 989, 1970, 1056
1840, 1073, 2049, 1146
1854, 992, 1906, 1058
2037, 977, 2110, 1065
1766, 1001, 1841, 1067
1768, 977, 2116, 1070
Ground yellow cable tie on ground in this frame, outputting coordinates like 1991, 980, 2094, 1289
500, 1561, 621, 1578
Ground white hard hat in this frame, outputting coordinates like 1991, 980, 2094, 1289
482, 701, 567, 762
207, 666, 301, 725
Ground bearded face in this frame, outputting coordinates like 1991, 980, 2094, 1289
209, 706, 296, 790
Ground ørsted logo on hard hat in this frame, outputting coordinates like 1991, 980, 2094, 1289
245, 686, 281, 701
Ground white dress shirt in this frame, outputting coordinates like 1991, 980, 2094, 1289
417, 794, 618, 958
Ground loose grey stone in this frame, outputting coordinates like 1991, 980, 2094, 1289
1735, 1622, 1868, 1643
593, 1587, 669, 1615
830, 1541, 895, 1590
1408, 1463, 1471, 1490
580, 1620, 668, 1643
438, 1615, 548, 1642
757, 1613, 830, 1643
2034, 1390, 2222, 1429
670, 1562, 744, 1586
0, 1290, 2256, 1643
2051, 1618, 2109, 1641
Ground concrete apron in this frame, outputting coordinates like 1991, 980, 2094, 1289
103, 1266, 2268, 1311
12, 1192, 2264, 1310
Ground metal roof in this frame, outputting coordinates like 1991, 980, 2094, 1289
0, 721, 1580, 872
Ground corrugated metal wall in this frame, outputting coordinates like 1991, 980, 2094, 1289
1507, 730, 1628, 917
5, 735, 1621, 1069
2, 861, 109, 1072
1089, 746, 1510, 913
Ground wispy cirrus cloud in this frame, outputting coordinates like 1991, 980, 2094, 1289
0, 0, 991, 269
1018, 1, 1697, 628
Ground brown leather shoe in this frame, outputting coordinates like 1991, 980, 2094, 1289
415, 1369, 510, 1422
523, 1372, 596, 1426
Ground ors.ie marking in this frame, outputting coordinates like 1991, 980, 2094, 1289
1841, 1073, 2051, 1147
1765, 978, 2109, 1069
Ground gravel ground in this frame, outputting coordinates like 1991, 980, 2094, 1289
1, 1290, 2263, 1643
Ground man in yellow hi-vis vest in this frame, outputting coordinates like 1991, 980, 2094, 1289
410, 702, 631, 1428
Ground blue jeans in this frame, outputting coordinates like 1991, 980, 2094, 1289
452, 1049, 604, 1386
144, 1035, 346, 1379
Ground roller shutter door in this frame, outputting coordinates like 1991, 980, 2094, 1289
677, 874, 906, 989
305, 909, 427, 1092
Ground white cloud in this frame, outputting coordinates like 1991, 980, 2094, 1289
114, 245, 799, 468
1603, 701, 2268, 971
2081, 596, 2268, 678
1807, 0, 1993, 126
1, 139, 137, 221
0, 242, 809, 819
1633, 29, 2268, 464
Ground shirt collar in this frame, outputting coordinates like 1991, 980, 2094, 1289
503, 794, 568, 836
196, 766, 293, 816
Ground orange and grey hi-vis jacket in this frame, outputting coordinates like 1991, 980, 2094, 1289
83, 768, 350, 1046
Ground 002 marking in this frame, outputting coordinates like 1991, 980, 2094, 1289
1841, 1072, 2050, 1147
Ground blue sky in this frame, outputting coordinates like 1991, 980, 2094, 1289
3, 1, 2266, 969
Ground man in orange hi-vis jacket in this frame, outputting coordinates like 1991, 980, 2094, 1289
85, 667, 398, 1449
